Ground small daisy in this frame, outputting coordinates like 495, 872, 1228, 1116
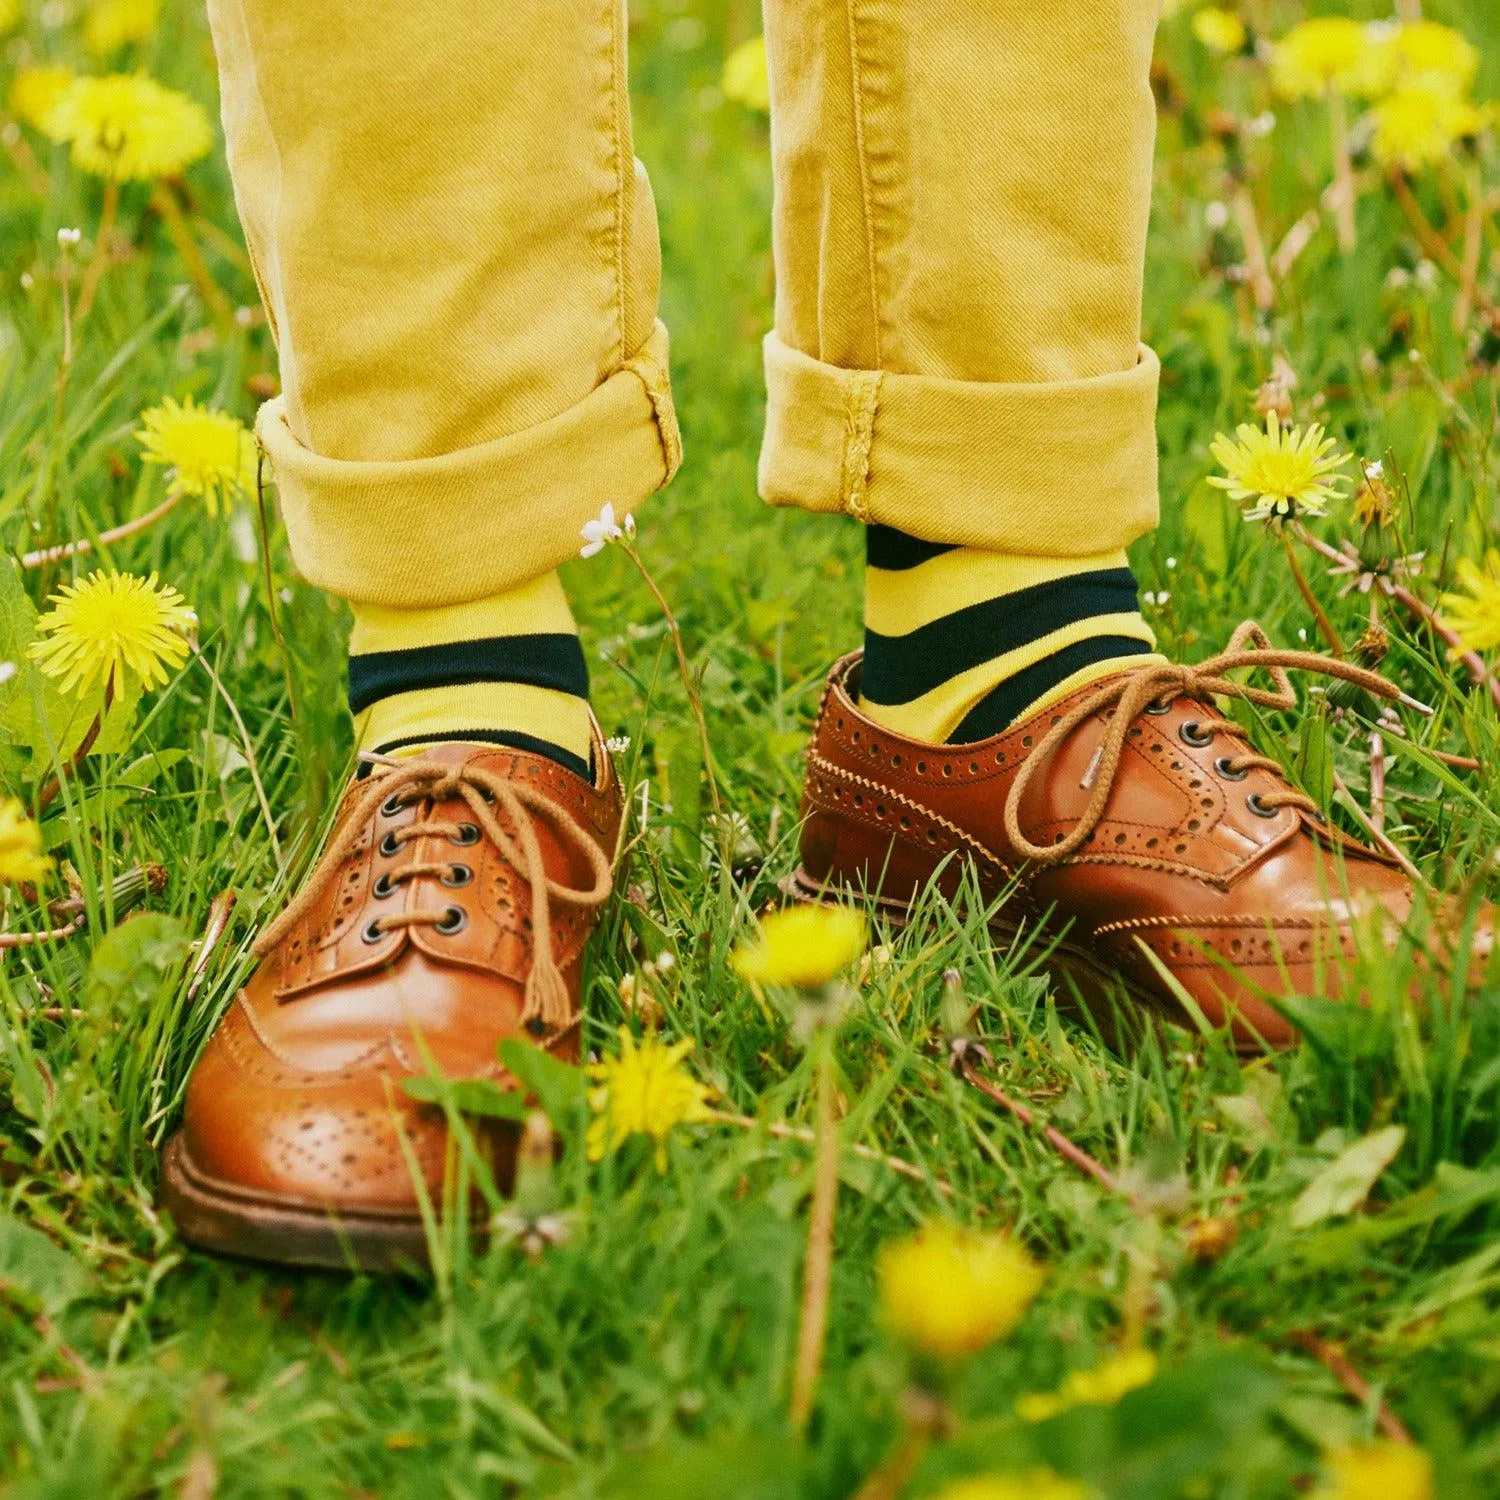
579, 502, 633, 558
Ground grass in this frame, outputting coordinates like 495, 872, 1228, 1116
4, 0, 1500, 1494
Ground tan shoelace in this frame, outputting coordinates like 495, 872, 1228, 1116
1003, 621, 1417, 866
254, 756, 613, 1032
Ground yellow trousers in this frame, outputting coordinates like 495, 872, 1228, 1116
206, 1, 1161, 611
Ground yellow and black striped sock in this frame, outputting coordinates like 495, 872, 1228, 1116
349, 572, 594, 779
859, 525, 1161, 744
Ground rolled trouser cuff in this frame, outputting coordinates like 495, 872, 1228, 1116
257, 321, 681, 609
758, 332, 1161, 556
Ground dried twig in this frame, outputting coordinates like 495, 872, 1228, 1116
1369, 731, 1386, 835
1331, 766, 1424, 883
0, 917, 83, 949
704, 1109, 953, 1195
1287, 1329, 1412, 1444
21, 492, 184, 569
960, 1061, 1124, 1198
185, 889, 238, 1006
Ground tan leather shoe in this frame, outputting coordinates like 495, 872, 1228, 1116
792, 625, 1491, 1051
161, 739, 620, 1270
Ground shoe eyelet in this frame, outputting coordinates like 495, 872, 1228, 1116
1179, 721, 1214, 748
442, 863, 473, 888
373, 872, 398, 899
1214, 756, 1248, 782
362, 919, 385, 944
379, 831, 403, 857
451, 823, 481, 847
1247, 792, 1278, 819
1145, 700, 1173, 715
381, 794, 408, 818
435, 905, 467, 936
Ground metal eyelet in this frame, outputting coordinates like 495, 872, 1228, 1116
381, 794, 408, 818
1179, 721, 1214, 748
373, 872, 398, 899
435, 905, 467, 936
1214, 756, 1249, 782
442, 863, 473, 888
1144, 700, 1173, 715
451, 823, 481, 847
362, 918, 385, 944
1247, 792, 1278, 819
379, 831, 403, 857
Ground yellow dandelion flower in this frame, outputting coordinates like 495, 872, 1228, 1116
731, 905, 867, 990
135, 397, 256, 514
1371, 79, 1490, 172
29, 571, 196, 698
83, 0, 160, 55
930, 1472, 1089, 1500
1393, 21, 1479, 92
44, 73, 213, 181
0, 800, 53, 885
1208, 413, 1351, 526
586, 1027, 715, 1170
1016, 1347, 1159, 1422
8, 66, 76, 133
1438, 552, 1500, 656
1318, 1442, 1434, 1500
1192, 9, 1246, 57
877, 1220, 1044, 1360
722, 34, 769, 112
1270, 18, 1395, 100
0, 0, 21, 36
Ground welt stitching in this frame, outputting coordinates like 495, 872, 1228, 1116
806, 750, 1010, 875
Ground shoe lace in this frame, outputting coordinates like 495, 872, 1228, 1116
253, 756, 613, 1033
1002, 621, 1417, 867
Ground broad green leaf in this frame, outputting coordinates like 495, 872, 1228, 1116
400, 1075, 528, 1122
1290, 1125, 1406, 1229
84, 912, 190, 1017
497, 1038, 586, 1125
0, 1212, 91, 1312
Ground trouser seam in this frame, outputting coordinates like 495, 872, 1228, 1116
844, 0, 883, 368
839, 369, 882, 521
609, 0, 629, 370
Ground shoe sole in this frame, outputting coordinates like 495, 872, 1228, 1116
160, 1133, 437, 1273
784, 864, 1174, 1052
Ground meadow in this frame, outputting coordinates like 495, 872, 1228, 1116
3, 1, 1500, 1495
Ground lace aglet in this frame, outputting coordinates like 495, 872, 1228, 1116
1080, 746, 1105, 792
1396, 690, 1433, 717
357, 750, 404, 769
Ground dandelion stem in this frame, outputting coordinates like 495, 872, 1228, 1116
21, 491, 184, 570
253, 452, 302, 731
1, 122, 50, 197
1282, 533, 1343, 657
1331, 766, 1424, 882
35, 673, 113, 815
1287, 1330, 1412, 1445
620, 541, 722, 823
1389, 170, 1496, 318
73, 180, 118, 325
1454, 160, 1484, 333
1231, 184, 1275, 313
1296, 526, 1500, 712
151, 184, 236, 331
1327, 88, 1357, 254
789, 1029, 839, 1433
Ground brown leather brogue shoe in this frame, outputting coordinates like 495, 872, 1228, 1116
793, 624, 1492, 1051
161, 738, 621, 1270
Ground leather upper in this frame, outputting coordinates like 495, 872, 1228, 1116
798, 653, 1487, 1047
180, 740, 622, 1210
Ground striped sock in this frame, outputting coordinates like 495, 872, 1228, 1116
859, 525, 1160, 744
348, 572, 594, 779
